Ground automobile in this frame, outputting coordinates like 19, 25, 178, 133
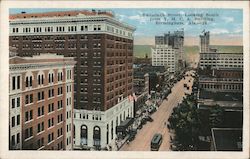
145, 116, 154, 122
141, 118, 147, 125
128, 132, 136, 142
184, 83, 187, 87
151, 133, 163, 151
187, 86, 190, 90
189, 80, 191, 82
137, 124, 143, 130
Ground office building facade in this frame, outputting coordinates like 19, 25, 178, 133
9, 10, 135, 149
152, 30, 184, 72
9, 53, 75, 150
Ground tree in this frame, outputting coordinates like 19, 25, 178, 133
209, 105, 224, 128
168, 94, 201, 150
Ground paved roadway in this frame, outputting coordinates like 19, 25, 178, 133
120, 72, 194, 151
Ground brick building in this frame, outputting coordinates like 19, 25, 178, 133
9, 53, 76, 150
9, 10, 136, 149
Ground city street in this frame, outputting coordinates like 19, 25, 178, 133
120, 72, 194, 151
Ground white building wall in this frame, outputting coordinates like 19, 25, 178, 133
73, 97, 134, 149
152, 45, 177, 73
65, 66, 74, 150
9, 73, 22, 150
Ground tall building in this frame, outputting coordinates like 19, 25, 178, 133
153, 30, 184, 71
151, 45, 177, 73
9, 10, 136, 149
198, 31, 243, 93
199, 31, 210, 53
9, 53, 76, 150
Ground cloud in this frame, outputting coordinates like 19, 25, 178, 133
211, 28, 229, 35
233, 28, 242, 34
222, 17, 234, 23
128, 14, 147, 24
116, 14, 127, 21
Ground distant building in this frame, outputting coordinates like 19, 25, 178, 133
152, 30, 184, 72
9, 53, 76, 150
133, 65, 169, 93
151, 45, 177, 73
133, 72, 149, 116
198, 31, 243, 93
199, 52, 243, 70
199, 31, 210, 53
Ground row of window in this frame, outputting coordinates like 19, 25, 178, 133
25, 100, 63, 122
11, 25, 133, 37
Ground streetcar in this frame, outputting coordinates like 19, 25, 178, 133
150, 133, 163, 151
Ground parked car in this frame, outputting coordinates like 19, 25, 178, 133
145, 116, 154, 122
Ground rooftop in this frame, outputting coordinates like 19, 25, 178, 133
9, 10, 114, 20
211, 128, 242, 151
9, 53, 75, 65
199, 90, 243, 102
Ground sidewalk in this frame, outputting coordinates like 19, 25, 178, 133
110, 135, 130, 151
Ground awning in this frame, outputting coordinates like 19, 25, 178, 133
116, 118, 134, 133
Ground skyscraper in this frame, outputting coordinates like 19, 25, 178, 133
9, 10, 136, 149
199, 31, 210, 53
152, 30, 184, 72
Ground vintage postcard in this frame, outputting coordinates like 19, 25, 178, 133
0, 1, 249, 159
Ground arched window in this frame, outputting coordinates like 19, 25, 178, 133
26, 77, 29, 87
29, 76, 32, 86
38, 75, 41, 85
81, 125, 88, 145
93, 126, 101, 146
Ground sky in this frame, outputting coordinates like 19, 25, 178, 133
10, 8, 243, 46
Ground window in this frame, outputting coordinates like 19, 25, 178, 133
37, 137, 44, 148
25, 110, 33, 122
38, 106, 44, 117
17, 97, 20, 107
48, 103, 54, 113
57, 87, 63, 95
25, 94, 33, 104
12, 76, 16, 90
12, 98, 15, 108
48, 89, 54, 98
37, 122, 44, 133
48, 73, 54, 83
17, 133, 20, 144
57, 114, 63, 123
17, 114, 20, 126
11, 135, 15, 146
48, 118, 54, 128
30, 94, 33, 103
12, 116, 15, 127
17, 76, 20, 89
48, 133, 54, 143
57, 100, 63, 109
37, 91, 44, 101
25, 127, 33, 139
58, 72, 63, 81
29, 76, 32, 87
